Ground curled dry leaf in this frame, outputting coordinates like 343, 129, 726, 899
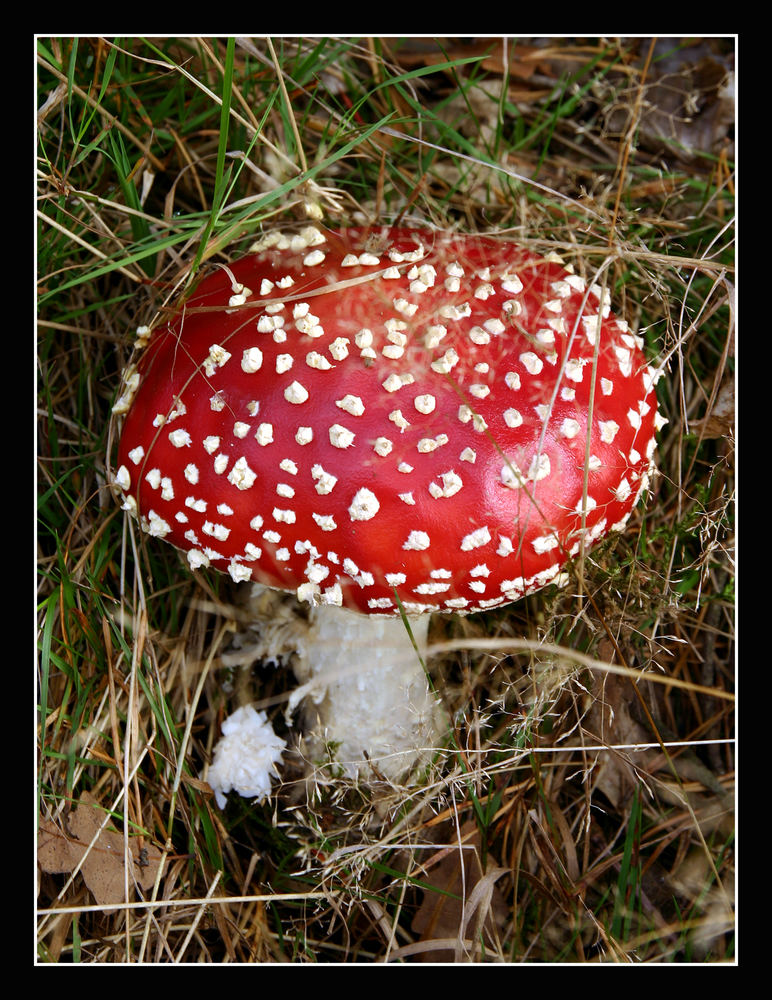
392, 37, 555, 85
690, 376, 734, 440
37, 791, 163, 912
586, 666, 734, 840
603, 39, 735, 162
411, 822, 509, 962
585, 671, 653, 808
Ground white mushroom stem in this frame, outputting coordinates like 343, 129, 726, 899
226, 585, 445, 785
291, 605, 443, 781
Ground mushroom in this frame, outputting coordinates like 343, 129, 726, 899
111, 225, 663, 798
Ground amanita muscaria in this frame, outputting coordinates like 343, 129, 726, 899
112, 225, 664, 798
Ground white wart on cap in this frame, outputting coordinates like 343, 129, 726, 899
113, 226, 662, 617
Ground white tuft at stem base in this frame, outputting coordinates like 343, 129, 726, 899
209, 587, 446, 806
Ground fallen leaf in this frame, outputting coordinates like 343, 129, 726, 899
584, 669, 654, 808
603, 39, 734, 162
393, 38, 552, 81
38, 791, 163, 912
691, 377, 735, 440
411, 822, 508, 961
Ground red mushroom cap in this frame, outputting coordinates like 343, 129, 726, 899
113, 226, 661, 616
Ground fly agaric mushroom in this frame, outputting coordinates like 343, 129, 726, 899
112, 225, 663, 796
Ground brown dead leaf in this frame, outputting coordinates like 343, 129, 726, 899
390, 38, 556, 99
411, 822, 509, 962
603, 39, 734, 162
585, 670, 655, 808
38, 791, 163, 912
691, 377, 735, 440
585, 663, 735, 835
